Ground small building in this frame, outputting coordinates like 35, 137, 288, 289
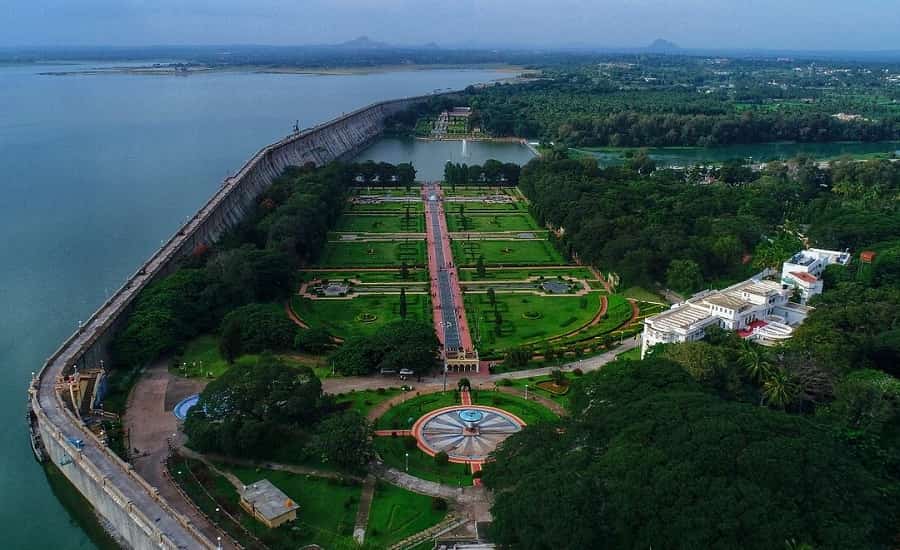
239, 479, 299, 528
780, 247, 850, 303
860, 250, 876, 264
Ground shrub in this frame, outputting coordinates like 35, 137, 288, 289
497, 378, 513, 387
403, 437, 417, 450
472, 469, 484, 479
573, 368, 584, 377
431, 497, 448, 511
434, 451, 449, 466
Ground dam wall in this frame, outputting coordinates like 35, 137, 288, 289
28, 92, 444, 549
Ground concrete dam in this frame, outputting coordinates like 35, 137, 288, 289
27, 92, 442, 549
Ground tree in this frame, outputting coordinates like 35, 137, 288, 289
487, 287, 496, 307
483, 159, 503, 184
220, 303, 297, 354
185, 358, 325, 457
219, 317, 242, 363
400, 261, 409, 280
399, 287, 408, 319
476, 255, 487, 278
665, 259, 704, 294
397, 162, 416, 191
494, 310, 503, 335
458, 378, 471, 391
331, 320, 439, 375
737, 339, 772, 383
434, 451, 449, 466
307, 411, 373, 472
294, 327, 332, 354
484, 357, 897, 550
762, 367, 800, 409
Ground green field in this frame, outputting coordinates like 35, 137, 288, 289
375, 392, 459, 430
334, 213, 424, 233
446, 213, 537, 232
366, 482, 448, 548
347, 201, 423, 213
299, 268, 429, 283
334, 388, 403, 418
467, 292, 603, 352
498, 374, 577, 409
452, 239, 565, 266
476, 391, 560, 424
318, 240, 426, 267
374, 436, 472, 487
458, 266, 595, 282
292, 293, 431, 340
174, 334, 330, 380
447, 201, 521, 212
548, 294, 633, 347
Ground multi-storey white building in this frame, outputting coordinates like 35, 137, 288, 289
641, 278, 813, 358
780, 248, 850, 303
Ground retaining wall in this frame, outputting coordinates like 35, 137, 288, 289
28, 92, 443, 549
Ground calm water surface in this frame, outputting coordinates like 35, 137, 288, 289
356, 137, 536, 180
0, 62, 511, 549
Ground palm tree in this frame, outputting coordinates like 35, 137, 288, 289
762, 367, 799, 410
738, 340, 772, 383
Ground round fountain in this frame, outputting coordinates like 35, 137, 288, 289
411, 405, 524, 462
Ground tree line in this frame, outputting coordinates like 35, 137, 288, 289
443, 159, 520, 188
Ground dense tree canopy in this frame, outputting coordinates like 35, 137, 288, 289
484, 358, 898, 550
330, 320, 439, 375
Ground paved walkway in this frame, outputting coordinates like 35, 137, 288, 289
423, 183, 475, 355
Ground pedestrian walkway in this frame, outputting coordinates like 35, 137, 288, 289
423, 183, 479, 372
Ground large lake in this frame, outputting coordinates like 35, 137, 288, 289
0, 62, 513, 549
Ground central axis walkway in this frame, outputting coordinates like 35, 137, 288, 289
423, 183, 479, 372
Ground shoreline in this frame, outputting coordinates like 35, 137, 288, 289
38, 62, 535, 78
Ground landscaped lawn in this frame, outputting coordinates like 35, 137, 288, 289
622, 286, 667, 303
229, 466, 361, 548
174, 335, 325, 380
347, 201, 423, 213
292, 293, 431, 340
458, 266, 595, 282
447, 201, 521, 212
466, 292, 603, 352
334, 388, 403, 418
452, 239, 565, 266
497, 374, 577, 410
375, 391, 459, 430
168, 456, 360, 550
474, 391, 560, 424
616, 347, 642, 361
334, 214, 424, 233
374, 436, 472, 487
548, 295, 633, 346
445, 213, 537, 232
366, 481, 447, 548
318, 240, 426, 267
299, 269, 429, 283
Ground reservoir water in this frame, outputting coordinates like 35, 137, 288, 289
356, 138, 536, 180
0, 62, 513, 549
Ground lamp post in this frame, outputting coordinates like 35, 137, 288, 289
524, 384, 529, 400
405, 452, 410, 473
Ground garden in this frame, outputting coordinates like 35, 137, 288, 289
291, 293, 431, 340
318, 240, 426, 268
452, 239, 565, 266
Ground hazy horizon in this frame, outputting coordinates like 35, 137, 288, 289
4, 0, 900, 52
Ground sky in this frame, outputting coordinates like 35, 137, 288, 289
3, 0, 900, 51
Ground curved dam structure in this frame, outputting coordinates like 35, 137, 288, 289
27, 92, 443, 549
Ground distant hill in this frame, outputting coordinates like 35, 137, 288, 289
334, 36, 391, 50
646, 39, 680, 53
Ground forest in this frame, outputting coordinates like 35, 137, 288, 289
463, 58, 900, 146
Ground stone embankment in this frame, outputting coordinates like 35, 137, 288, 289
28, 91, 446, 549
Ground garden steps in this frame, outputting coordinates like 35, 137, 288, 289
388, 516, 470, 550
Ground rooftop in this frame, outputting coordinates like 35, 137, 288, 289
704, 293, 749, 311
241, 479, 299, 521
789, 271, 819, 284
648, 303, 713, 332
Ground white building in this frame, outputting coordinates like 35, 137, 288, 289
780, 248, 850, 303
641, 278, 813, 358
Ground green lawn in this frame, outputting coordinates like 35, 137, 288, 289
374, 436, 472, 487
446, 213, 537, 232
230, 466, 361, 548
299, 269, 429, 283
616, 347, 641, 361
366, 482, 447, 548
318, 240, 426, 267
448, 201, 521, 212
467, 293, 603, 352
174, 334, 259, 378
334, 388, 403, 418
168, 456, 361, 550
621, 286, 666, 303
458, 267, 594, 282
292, 293, 431, 340
375, 391, 459, 430
347, 201, 423, 213
548, 295, 633, 346
452, 239, 565, 266
497, 375, 576, 410
475, 391, 560, 424
335, 214, 424, 233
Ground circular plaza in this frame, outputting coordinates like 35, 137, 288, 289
411, 405, 525, 463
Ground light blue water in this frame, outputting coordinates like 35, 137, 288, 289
0, 62, 510, 549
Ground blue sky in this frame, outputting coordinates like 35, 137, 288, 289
3, 0, 899, 50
